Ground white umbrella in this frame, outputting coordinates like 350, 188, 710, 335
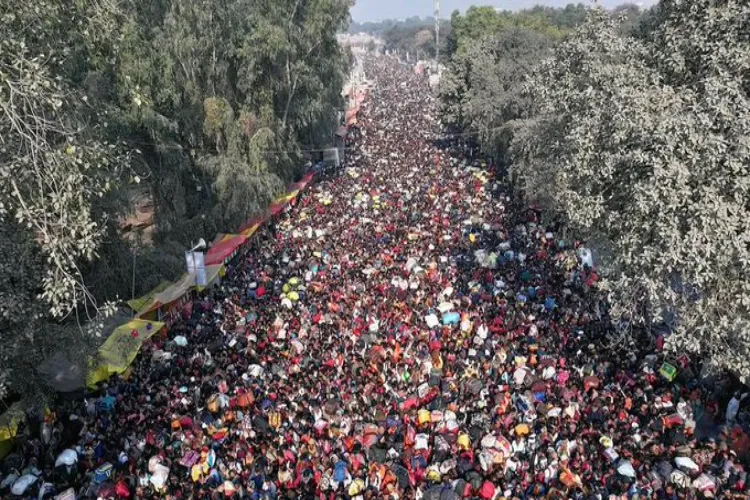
149, 464, 170, 489
513, 367, 528, 385
481, 434, 497, 449
439, 459, 457, 474
414, 434, 429, 450
437, 302, 454, 313
11, 474, 38, 495
692, 473, 716, 492
291, 339, 305, 354
617, 460, 636, 478
54, 488, 76, 500
425, 314, 439, 328
476, 324, 488, 340
55, 449, 78, 467
675, 456, 699, 472
148, 455, 162, 473
1, 473, 19, 490
174, 335, 188, 347
546, 407, 562, 418
670, 470, 690, 488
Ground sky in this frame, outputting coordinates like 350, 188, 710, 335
350, 0, 656, 22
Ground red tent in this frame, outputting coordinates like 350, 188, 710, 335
237, 172, 315, 233
205, 234, 248, 266
268, 201, 287, 216
239, 215, 267, 234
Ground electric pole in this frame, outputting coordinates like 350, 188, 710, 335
434, 0, 440, 75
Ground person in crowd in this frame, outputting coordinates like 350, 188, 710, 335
1, 57, 748, 500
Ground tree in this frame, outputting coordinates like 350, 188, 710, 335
111, 0, 350, 242
0, 0, 352, 403
513, 1, 750, 380
0, 221, 102, 403
439, 4, 592, 164
444, 4, 587, 60
0, 0, 131, 318
439, 28, 552, 160
0, 0, 134, 402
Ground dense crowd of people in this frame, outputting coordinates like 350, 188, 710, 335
2, 57, 749, 500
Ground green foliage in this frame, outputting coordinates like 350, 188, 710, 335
0, 221, 100, 404
0, 0, 351, 402
439, 4, 587, 161
0, 1, 132, 318
203, 98, 235, 153
440, 28, 552, 160
445, 4, 588, 59
514, 1, 750, 379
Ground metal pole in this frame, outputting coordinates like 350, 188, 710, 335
191, 252, 197, 285
434, 0, 440, 75
131, 248, 137, 316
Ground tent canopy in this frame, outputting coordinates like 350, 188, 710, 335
205, 234, 248, 266
137, 273, 196, 317
127, 281, 171, 313
237, 173, 314, 234
241, 223, 261, 238
88, 319, 165, 387
239, 215, 267, 235
0, 401, 23, 442
196, 264, 224, 292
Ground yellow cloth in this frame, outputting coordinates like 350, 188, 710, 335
87, 319, 165, 387
458, 434, 470, 451
0, 402, 23, 441
241, 224, 260, 238
127, 282, 171, 312
348, 479, 365, 496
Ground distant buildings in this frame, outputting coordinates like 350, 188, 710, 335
337, 33, 383, 54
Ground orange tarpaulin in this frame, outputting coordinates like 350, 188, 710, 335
241, 223, 261, 238
239, 215, 267, 235
237, 173, 315, 233
268, 190, 300, 215
288, 174, 313, 192
205, 234, 248, 266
